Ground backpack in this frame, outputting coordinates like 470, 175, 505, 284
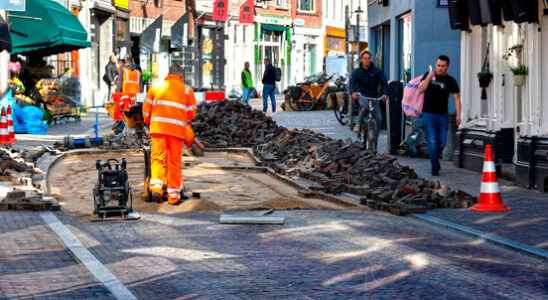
401, 73, 427, 117
275, 67, 282, 82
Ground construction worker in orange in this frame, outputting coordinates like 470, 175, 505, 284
142, 64, 197, 205
121, 57, 141, 94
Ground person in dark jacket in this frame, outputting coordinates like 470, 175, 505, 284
349, 50, 388, 144
104, 54, 118, 100
261, 58, 277, 113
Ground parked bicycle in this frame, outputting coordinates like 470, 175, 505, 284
357, 96, 385, 151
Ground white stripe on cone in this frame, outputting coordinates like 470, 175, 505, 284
480, 182, 501, 194
482, 161, 496, 172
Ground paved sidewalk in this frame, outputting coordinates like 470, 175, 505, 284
14, 112, 114, 148
273, 110, 548, 254
0, 212, 113, 299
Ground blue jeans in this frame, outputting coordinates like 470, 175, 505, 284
422, 112, 449, 171
242, 87, 251, 104
358, 96, 383, 126
262, 84, 276, 113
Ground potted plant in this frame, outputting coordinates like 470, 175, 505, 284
503, 44, 527, 86
510, 64, 528, 87
477, 44, 492, 100
477, 68, 493, 88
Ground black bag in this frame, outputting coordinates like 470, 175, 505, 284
275, 67, 282, 82
102, 73, 110, 86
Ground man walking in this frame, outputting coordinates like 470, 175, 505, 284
349, 50, 388, 149
143, 64, 197, 205
418, 55, 462, 176
241, 62, 253, 104
261, 58, 277, 113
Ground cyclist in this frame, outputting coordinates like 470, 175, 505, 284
349, 50, 388, 148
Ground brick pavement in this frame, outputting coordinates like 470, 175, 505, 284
0, 212, 113, 299
273, 110, 548, 253
58, 210, 548, 299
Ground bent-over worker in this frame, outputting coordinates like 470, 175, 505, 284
143, 64, 197, 205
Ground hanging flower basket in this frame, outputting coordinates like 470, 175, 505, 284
477, 70, 493, 88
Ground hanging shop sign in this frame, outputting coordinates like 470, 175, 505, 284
212, 0, 228, 22
0, 0, 25, 11
239, 0, 254, 25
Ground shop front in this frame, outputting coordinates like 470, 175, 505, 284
291, 26, 322, 84
324, 26, 345, 56
7, 0, 90, 129
452, 0, 548, 192
254, 14, 291, 91
194, 17, 225, 91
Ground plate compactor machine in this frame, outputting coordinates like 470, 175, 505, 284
93, 158, 134, 220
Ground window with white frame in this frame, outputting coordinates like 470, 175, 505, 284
276, 0, 288, 8
298, 0, 314, 12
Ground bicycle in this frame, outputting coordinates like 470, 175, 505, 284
356, 95, 385, 151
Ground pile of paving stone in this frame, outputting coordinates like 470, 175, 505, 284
0, 146, 59, 211
192, 100, 476, 215
193, 101, 282, 147
255, 133, 476, 215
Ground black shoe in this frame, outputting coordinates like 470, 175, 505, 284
431, 167, 440, 176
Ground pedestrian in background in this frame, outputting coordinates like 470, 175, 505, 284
418, 55, 462, 176
261, 58, 277, 113
241, 62, 253, 104
103, 54, 118, 100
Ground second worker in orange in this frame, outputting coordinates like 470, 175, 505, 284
142, 64, 197, 205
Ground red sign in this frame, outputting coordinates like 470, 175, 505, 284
239, 0, 254, 24
212, 0, 228, 22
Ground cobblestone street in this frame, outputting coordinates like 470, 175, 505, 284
1, 106, 548, 299
56, 210, 548, 299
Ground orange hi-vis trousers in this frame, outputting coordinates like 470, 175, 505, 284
149, 133, 183, 201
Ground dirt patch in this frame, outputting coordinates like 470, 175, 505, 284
48, 151, 351, 216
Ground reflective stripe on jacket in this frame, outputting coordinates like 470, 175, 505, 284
143, 75, 197, 141
122, 68, 141, 94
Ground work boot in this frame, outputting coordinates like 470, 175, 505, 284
168, 197, 182, 206
150, 191, 164, 203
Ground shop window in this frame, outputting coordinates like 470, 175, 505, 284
154, 0, 162, 8
116, 18, 129, 42
298, 0, 314, 12
276, 0, 288, 8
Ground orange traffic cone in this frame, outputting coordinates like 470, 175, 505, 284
0, 107, 7, 144
470, 144, 510, 212
7, 105, 14, 144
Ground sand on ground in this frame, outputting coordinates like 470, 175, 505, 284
48, 151, 350, 218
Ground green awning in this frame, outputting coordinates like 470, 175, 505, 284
9, 0, 91, 56
260, 24, 287, 32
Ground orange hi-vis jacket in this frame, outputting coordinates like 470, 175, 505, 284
122, 68, 141, 94
143, 75, 197, 143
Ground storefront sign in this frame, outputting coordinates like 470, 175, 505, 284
114, 0, 129, 10
255, 14, 291, 26
0, 0, 25, 12
437, 0, 449, 7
